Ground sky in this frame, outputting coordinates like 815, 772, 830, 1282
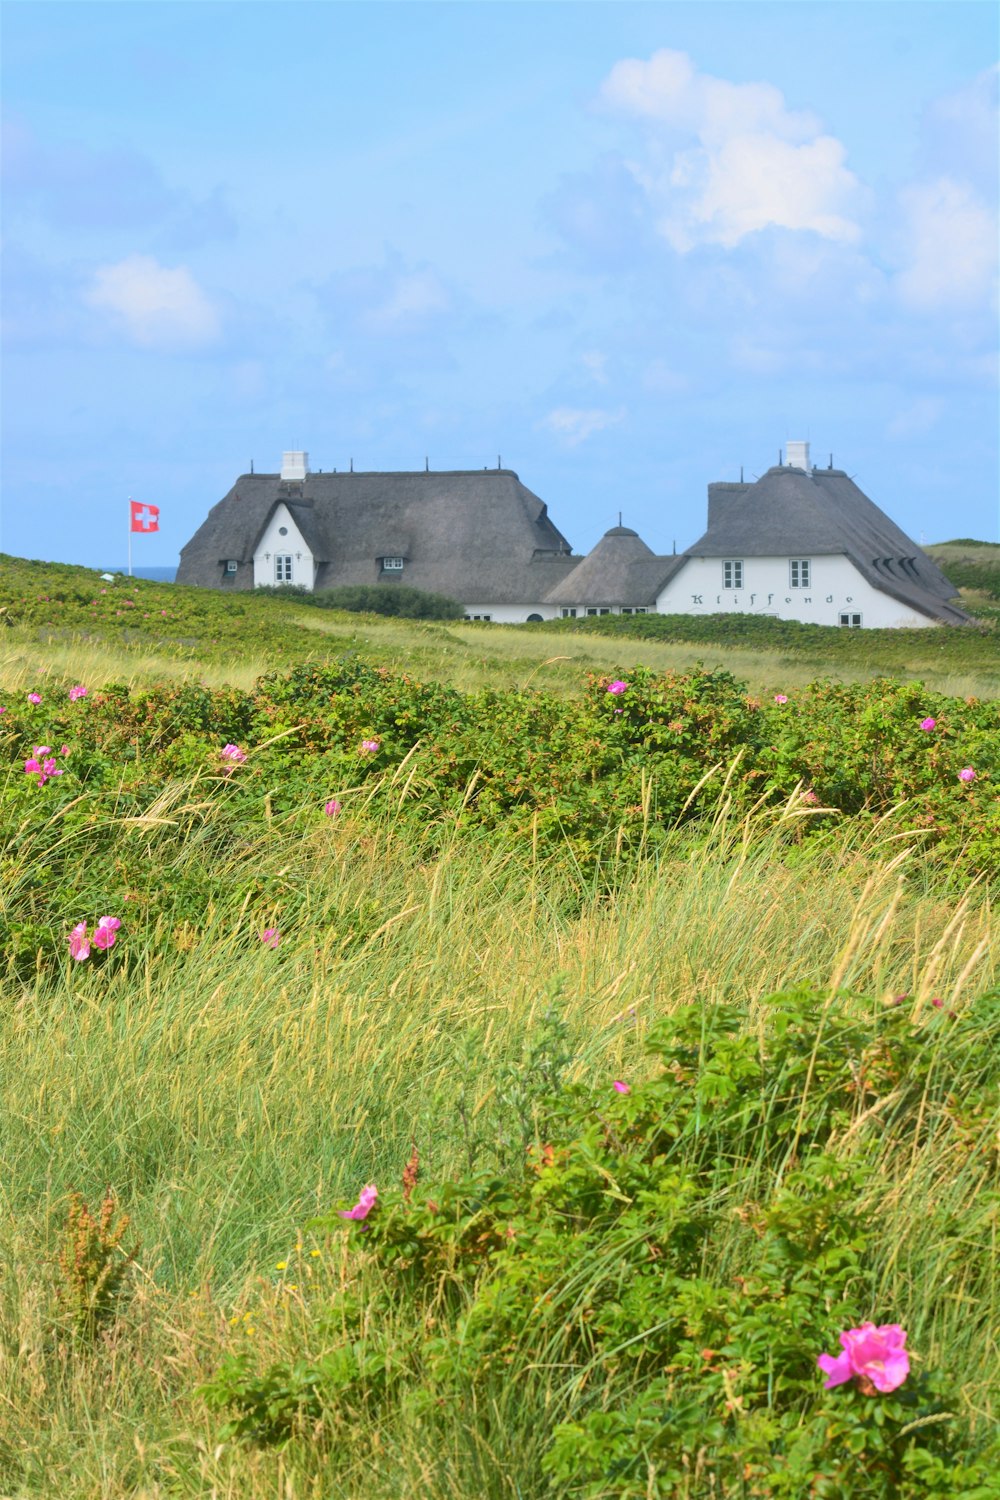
2, 0, 998, 572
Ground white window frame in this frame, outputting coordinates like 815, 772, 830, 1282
838, 611, 863, 628
561, 608, 577, 618
382, 556, 404, 571
465, 613, 492, 622
620, 607, 649, 616
586, 607, 611, 616
225, 560, 238, 575
275, 554, 293, 583
790, 559, 811, 588
723, 560, 744, 590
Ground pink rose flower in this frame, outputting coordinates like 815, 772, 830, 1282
360, 739, 380, 755
958, 767, 976, 783
325, 799, 342, 817
68, 685, 88, 701
919, 717, 936, 731
612, 1081, 630, 1094
27, 692, 42, 705
220, 744, 247, 763
339, 1184, 378, 1221
774, 694, 788, 705
607, 680, 627, 695
92, 916, 121, 951
69, 922, 91, 962
260, 928, 281, 948
817, 1322, 909, 1394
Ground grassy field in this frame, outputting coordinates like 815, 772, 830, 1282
1, 549, 999, 700
1, 555, 998, 1498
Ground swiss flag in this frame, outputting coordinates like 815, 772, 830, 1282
130, 499, 160, 533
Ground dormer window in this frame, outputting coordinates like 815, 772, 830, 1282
381, 556, 404, 571
225, 560, 238, 575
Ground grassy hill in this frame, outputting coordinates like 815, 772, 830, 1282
926, 538, 1000, 601
2, 551, 998, 700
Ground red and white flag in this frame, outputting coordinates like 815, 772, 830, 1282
130, 499, 160, 533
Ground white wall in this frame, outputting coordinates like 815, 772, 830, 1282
253, 504, 315, 590
462, 603, 560, 623
655, 555, 936, 629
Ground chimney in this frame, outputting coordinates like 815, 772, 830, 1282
785, 440, 811, 474
280, 450, 309, 481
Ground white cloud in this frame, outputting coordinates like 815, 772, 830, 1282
580, 350, 608, 384
86, 254, 220, 348
539, 406, 624, 445
599, 48, 861, 250
364, 269, 449, 332
886, 397, 945, 441
894, 177, 997, 311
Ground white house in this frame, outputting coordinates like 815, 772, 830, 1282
176, 444, 969, 628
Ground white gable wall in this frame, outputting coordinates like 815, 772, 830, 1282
656, 554, 935, 628
253, 504, 316, 590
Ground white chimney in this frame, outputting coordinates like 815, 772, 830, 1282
785, 440, 811, 473
280, 450, 309, 481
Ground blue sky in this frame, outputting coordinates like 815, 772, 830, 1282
2, 1, 997, 571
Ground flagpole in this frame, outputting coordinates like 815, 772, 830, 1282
128, 497, 132, 577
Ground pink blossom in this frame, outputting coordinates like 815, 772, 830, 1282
27, 692, 42, 705
260, 928, 281, 948
68, 685, 88, 701
817, 1323, 909, 1394
931, 997, 944, 1009
607, 680, 627, 695
0, 706, 6, 714
919, 717, 936, 731
612, 1081, 630, 1094
24, 751, 64, 786
325, 798, 342, 817
60, 745, 70, 756
91, 916, 121, 951
339, 1184, 378, 1221
69, 922, 91, 962
801, 789, 819, 804
774, 694, 788, 705
958, 767, 976, 783
360, 739, 380, 755
220, 744, 247, 763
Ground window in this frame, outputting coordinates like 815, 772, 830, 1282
620, 607, 649, 616
790, 559, 811, 588
586, 607, 611, 616
225, 560, 238, 575
723, 560, 744, 590
465, 613, 492, 622
839, 612, 863, 628
382, 556, 404, 571
275, 555, 293, 583
561, 608, 577, 618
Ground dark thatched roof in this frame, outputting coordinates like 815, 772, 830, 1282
176, 469, 580, 602
544, 525, 684, 606
688, 466, 971, 625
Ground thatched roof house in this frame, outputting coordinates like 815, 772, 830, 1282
176, 445, 968, 628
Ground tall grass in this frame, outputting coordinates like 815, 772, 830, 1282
0, 785, 996, 1497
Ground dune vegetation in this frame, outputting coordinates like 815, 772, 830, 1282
1, 553, 997, 1499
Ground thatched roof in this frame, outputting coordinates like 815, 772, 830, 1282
689, 466, 971, 625
176, 469, 580, 602
544, 526, 684, 606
